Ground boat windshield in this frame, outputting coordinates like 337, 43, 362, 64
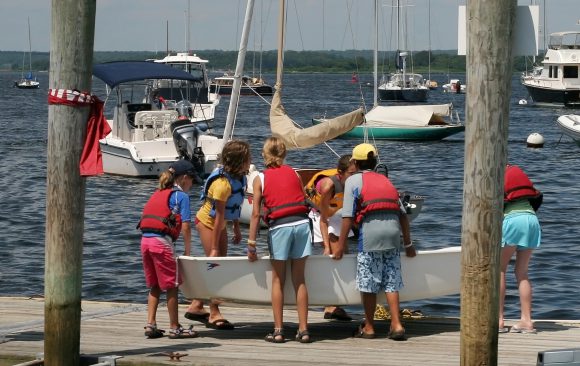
549, 32, 580, 50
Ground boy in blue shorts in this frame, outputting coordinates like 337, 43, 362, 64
334, 143, 417, 340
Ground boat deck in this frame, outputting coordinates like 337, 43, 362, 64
1, 297, 579, 365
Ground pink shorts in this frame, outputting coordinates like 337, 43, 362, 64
141, 236, 181, 290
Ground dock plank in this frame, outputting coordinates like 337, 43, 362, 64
1, 297, 579, 365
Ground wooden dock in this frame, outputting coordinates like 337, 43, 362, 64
1, 297, 579, 365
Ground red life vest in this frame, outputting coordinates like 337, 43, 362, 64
262, 165, 310, 226
138, 188, 182, 241
355, 171, 400, 224
504, 165, 539, 203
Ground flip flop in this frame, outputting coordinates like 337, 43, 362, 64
510, 325, 537, 334
352, 321, 375, 339
388, 329, 406, 341
206, 318, 235, 330
184, 312, 210, 324
498, 327, 510, 334
324, 307, 352, 321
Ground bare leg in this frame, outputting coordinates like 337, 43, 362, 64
514, 249, 534, 329
499, 246, 516, 329
270, 260, 287, 331
291, 257, 309, 335
386, 291, 404, 332
147, 285, 161, 325
166, 287, 179, 329
360, 292, 377, 334
325, 234, 350, 319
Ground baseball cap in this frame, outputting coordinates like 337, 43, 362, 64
351, 143, 377, 161
170, 160, 196, 177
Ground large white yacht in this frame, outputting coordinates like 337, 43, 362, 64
522, 31, 580, 107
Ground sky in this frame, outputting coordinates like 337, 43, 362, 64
1, 0, 578, 53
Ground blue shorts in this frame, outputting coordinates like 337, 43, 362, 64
268, 222, 312, 260
356, 250, 403, 294
502, 212, 541, 250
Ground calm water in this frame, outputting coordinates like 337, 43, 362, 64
0, 70, 578, 320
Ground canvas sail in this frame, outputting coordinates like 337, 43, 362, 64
269, 0, 364, 150
364, 104, 452, 127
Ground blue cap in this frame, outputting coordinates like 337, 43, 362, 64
170, 160, 195, 177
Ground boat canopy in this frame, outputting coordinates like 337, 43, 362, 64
365, 104, 452, 127
93, 61, 199, 88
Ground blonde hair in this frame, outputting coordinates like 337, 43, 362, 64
157, 169, 176, 190
220, 140, 251, 178
262, 136, 286, 168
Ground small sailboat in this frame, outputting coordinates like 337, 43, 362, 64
377, 0, 429, 102
14, 17, 40, 89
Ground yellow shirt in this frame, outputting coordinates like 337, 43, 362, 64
196, 177, 232, 230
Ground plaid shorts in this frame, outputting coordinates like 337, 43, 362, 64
356, 249, 403, 294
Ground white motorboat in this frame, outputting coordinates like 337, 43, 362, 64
150, 52, 220, 122
178, 246, 461, 305
442, 79, 466, 94
556, 114, 580, 144
521, 31, 580, 107
93, 61, 225, 178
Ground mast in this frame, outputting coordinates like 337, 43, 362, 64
373, 0, 378, 107
275, 0, 285, 87
27, 17, 33, 76
223, 0, 255, 141
428, 0, 432, 82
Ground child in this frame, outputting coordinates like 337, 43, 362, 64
247, 137, 312, 343
139, 160, 198, 339
184, 140, 251, 330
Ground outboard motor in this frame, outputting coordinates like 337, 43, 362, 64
171, 119, 205, 183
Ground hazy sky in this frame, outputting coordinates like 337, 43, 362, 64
1, 0, 578, 53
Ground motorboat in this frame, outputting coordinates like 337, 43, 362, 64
313, 104, 464, 141
93, 61, 225, 178
149, 52, 220, 121
442, 79, 466, 94
210, 73, 273, 96
521, 31, 580, 107
556, 114, 580, 144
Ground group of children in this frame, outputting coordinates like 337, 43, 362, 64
138, 135, 542, 342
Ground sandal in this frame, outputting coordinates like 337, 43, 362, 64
387, 328, 406, 341
295, 330, 312, 343
353, 320, 375, 339
168, 324, 199, 339
265, 328, 285, 343
144, 323, 165, 339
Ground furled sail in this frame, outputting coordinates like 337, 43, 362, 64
269, 85, 363, 149
269, 0, 363, 150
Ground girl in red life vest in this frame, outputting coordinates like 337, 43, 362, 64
499, 164, 542, 334
247, 137, 312, 343
139, 160, 198, 339
184, 140, 251, 330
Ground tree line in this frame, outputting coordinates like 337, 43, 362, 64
0, 49, 534, 73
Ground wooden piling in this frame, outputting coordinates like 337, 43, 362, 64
460, 1, 516, 365
45, 1, 96, 365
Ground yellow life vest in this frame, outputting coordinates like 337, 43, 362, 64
304, 168, 344, 212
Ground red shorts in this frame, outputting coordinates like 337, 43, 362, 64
141, 236, 181, 290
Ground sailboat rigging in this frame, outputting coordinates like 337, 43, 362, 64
14, 17, 40, 89
269, 0, 364, 149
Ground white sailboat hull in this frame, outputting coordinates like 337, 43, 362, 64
178, 246, 461, 305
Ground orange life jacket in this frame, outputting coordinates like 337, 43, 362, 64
304, 168, 344, 211
355, 171, 400, 224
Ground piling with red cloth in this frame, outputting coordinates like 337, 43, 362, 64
48, 89, 111, 176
